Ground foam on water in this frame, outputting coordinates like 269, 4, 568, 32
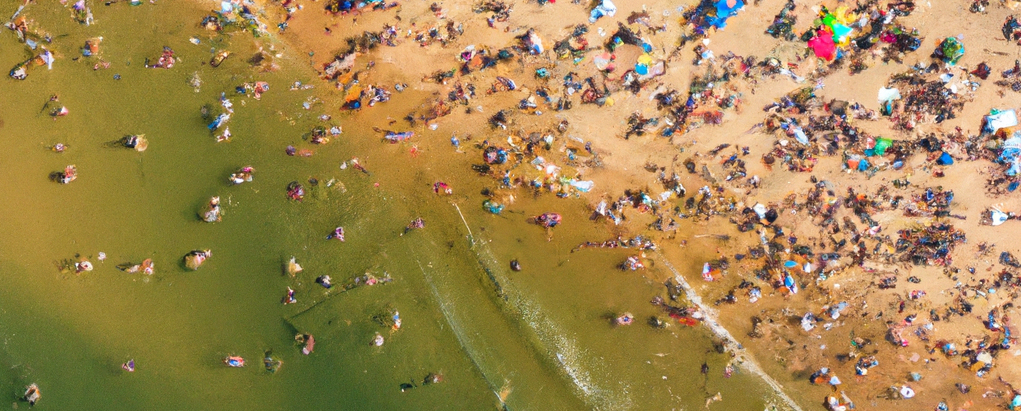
470, 233, 634, 411
412, 257, 509, 407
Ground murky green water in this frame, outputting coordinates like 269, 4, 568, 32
0, 2, 776, 410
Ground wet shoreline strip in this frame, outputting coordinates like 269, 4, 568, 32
654, 251, 804, 411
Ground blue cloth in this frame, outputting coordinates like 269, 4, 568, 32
937, 152, 954, 165
709, 0, 744, 28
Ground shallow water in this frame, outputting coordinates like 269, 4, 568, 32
0, 2, 776, 409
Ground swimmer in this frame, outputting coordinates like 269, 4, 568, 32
433, 181, 453, 195
229, 166, 254, 185
403, 218, 424, 234
224, 356, 245, 367
282, 287, 297, 304
23, 384, 40, 405
57, 165, 78, 184
327, 226, 345, 241
200, 196, 221, 223
423, 373, 444, 385
75, 260, 94, 274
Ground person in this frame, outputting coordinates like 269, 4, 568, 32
621, 255, 645, 271
140, 258, 154, 275
23, 384, 40, 406
392, 311, 402, 330
403, 218, 424, 234
200, 197, 221, 222
301, 334, 315, 355
120, 134, 148, 152
263, 351, 283, 373
316, 275, 333, 289
423, 373, 444, 385
122, 359, 135, 372
295, 333, 313, 352
214, 127, 231, 142
75, 259, 94, 274
56, 165, 77, 184
285, 256, 303, 276
117, 259, 153, 275
145, 46, 175, 69
372, 333, 384, 346
433, 182, 452, 194
510, 259, 522, 271
224, 356, 245, 367
287, 181, 305, 200
228, 166, 254, 185
327, 227, 345, 241
184, 250, 212, 270
535, 212, 562, 228
282, 287, 296, 304
535, 212, 562, 241
615, 312, 634, 325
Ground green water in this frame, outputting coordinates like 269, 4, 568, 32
0, 2, 775, 410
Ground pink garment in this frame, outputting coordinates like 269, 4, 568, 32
808, 29, 837, 61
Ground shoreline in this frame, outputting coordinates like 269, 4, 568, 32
656, 251, 805, 411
